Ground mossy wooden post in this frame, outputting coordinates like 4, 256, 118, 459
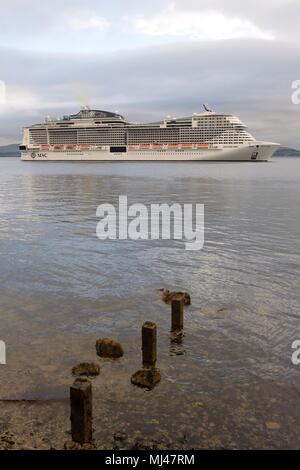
171, 299, 184, 332
70, 378, 93, 444
142, 321, 157, 367
131, 321, 161, 389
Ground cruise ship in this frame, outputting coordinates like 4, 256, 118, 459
20, 106, 279, 161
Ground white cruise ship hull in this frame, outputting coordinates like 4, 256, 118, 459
21, 142, 279, 162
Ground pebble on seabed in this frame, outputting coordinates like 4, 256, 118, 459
71, 362, 100, 377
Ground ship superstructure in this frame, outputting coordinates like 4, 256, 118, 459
20, 106, 279, 161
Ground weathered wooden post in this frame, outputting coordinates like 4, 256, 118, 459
70, 378, 93, 444
171, 299, 184, 332
131, 321, 161, 389
142, 321, 157, 367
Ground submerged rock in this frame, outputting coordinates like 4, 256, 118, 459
95, 338, 124, 358
0, 431, 15, 449
130, 437, 168, 450
72, 362, 100, 377
64, 441, 96, 450
113, 432, 128, 442
159, 288, 191, 305
131, 367, 161, 390
265, 421, 281, 431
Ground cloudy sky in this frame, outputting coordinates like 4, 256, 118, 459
0, 0, 299, 147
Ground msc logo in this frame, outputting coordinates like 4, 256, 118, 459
31, 152, 47, 159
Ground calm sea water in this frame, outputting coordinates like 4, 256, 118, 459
0, 156, 299, 446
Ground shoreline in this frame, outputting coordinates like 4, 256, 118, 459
1, 352, 299, 450
1, 385, 299, 450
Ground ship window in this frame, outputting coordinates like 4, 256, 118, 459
110, 146, 127, 153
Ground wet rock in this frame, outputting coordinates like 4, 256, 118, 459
130, 438, 166, 450
114, 432, 127, 442
159, 289, 191, 305
170, 330, 184, 342
64, 440, 96, 450
82, 443, 97, 450
72, 362, 100, 377
131, 367, 161, 390
96, 338, 124, 358
64, 441, 79, 450
0, 432, 15, 450
265, 421, 281, 431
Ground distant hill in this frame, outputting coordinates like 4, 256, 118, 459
0, 144, 20, 156
274, 146, 300, 157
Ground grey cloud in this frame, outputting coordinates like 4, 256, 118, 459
3, 0, 298, 42
175, 0, 300, 41
0, 38, 299, 147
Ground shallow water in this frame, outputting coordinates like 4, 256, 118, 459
0, 156, 299, 447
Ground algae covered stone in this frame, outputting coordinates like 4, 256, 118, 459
95, 338, 124, 358
159, 289, 191, 305
72, 362, 100, 377
131, 367, 161, 390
